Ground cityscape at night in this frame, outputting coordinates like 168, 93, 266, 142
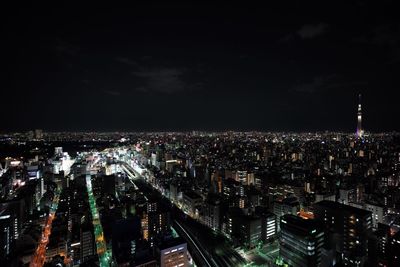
2, 2, 400, 267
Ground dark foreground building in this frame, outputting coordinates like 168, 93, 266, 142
314, 200, 372, 266
279, 214, 325, 267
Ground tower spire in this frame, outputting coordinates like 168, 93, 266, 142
356, 94, 363, 138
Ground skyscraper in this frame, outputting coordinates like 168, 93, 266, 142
356, 94, 363, 138
279, 214, 325, 267
313, 200, 372, 266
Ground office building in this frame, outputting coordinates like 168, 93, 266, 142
182, 191, 202, 216
363, 203, 386, 229
263, 212, 276, 241
273, 197, 300, 231
314, 200, 372, 266
280, 214, 325, 267
202, 198, 221, 231
158, 238, 188, 267
0, 212, 13, 260
80, 227, 95, 263
238, 215, 262, 248
255, 207, 276, 242
368, 223, 391, 267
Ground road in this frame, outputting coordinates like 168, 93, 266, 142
30, 190, 60, 267
85, 164, 112, 267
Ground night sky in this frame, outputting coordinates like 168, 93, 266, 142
4, 2, 400, 132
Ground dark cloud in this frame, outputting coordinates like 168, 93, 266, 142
279, 23, 328, 42
292, 74, 368, 93
297, 23, 328, 39
352, 24, 400, 46
55, 39, 80, 56
352, 24, 400, 63
115, 57, 139, 66
372, 25, 400, 63
132, 67, 186, 94
103, 90, 121, 96
370, 24, 400, 46
141, 55, 153, 61
278, 34, 295, 43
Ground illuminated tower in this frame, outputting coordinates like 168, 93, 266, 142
356, 94, 363, 138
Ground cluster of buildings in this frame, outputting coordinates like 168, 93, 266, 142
89, 152, 190, 267
0, 144, 193, 267
128, 129, 400, 266
1, 121, 400, 266
0, 156, 47, 265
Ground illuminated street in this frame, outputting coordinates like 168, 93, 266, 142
29, 190, 60, 267
85, 164, 112, 267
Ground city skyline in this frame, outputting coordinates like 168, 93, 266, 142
0, 93, 374, 135
4, 2, 400, 132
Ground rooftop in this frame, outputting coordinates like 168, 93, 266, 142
158, 237, 186, 251
314, 200, 372, 217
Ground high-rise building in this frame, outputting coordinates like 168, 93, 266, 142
265, 213, 276, 241
255, 207, 277, 242
238, 215, 262, 248
80, 227, 95, 263
146, 211, 170, 247
158, 238, 188, 267
182, 191, 202, 216
202, 198, 221, 231
390, 231, 400, 266
368, 223, 391, 267
273, 197, 300, 231
363, 203, 386, 229
279, 214, 325, 267
314, 200, 372, 266
141, 201, 171, 248
356, 94, 363, 138
0, 200, 25, 243
112, 216, 142, 264
0, 212, 13, 260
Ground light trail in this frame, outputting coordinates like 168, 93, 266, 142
30, 190, 60, 267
